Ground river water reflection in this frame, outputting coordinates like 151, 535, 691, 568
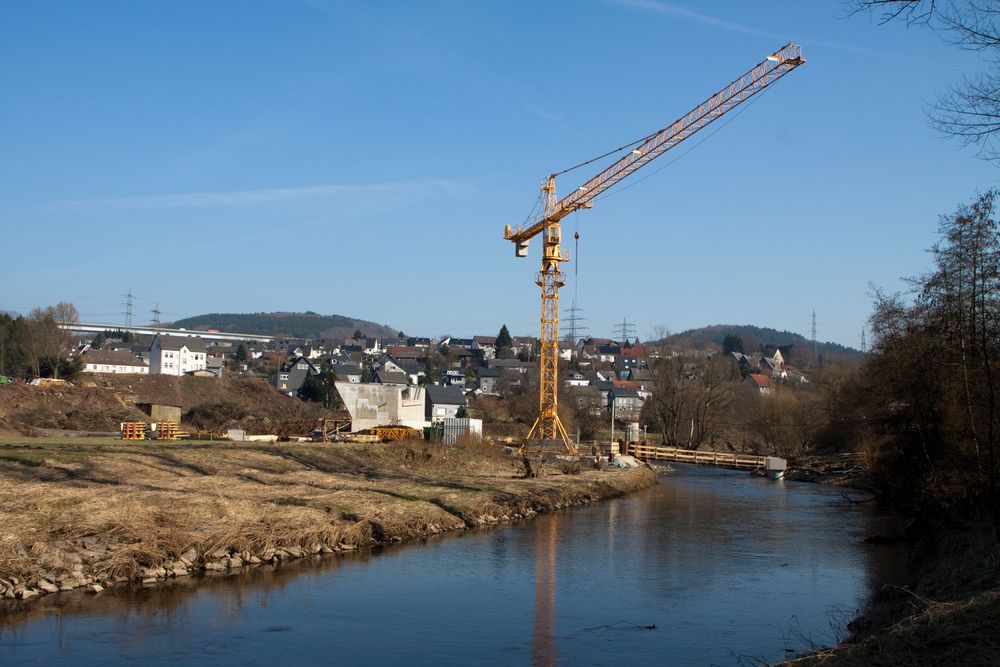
1, 465, 899, 665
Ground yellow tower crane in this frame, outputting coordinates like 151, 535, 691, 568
504, 43, 805, 455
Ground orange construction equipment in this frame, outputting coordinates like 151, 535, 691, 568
157, 422, 179, 441
121, 422, 146, 441
505, 44, 805, 455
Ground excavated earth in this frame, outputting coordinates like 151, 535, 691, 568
0, 374, 332, 436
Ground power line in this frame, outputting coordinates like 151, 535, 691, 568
614, 317, 637, 343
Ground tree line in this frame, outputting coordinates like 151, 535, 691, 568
0, 303, 81, 379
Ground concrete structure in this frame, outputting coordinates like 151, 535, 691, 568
764, 456, 787, 480
335, 382, 427, 432
139, 403, 182, 424
60, 322, 271, 343
82, 349, 148, 374
149, 334, 207, 376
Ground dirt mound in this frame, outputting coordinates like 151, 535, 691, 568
0, 375, 335, 435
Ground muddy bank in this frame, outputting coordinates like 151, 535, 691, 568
0, 437, 655, 612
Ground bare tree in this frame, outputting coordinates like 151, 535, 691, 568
852, 0, 1000, 160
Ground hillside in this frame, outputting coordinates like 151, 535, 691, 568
660, 324, 861, 362
169, 312, 399, 340
0, 375, 335, 436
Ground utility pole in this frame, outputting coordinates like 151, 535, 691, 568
860, 328, 866, 354
125, 288, 134, 328
152, 303, 161, 328
811, 309, 817, 359
614, 318, 637, 345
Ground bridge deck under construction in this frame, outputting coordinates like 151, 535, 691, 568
624, 443, 766, 470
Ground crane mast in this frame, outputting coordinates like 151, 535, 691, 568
506, 43, 805, 455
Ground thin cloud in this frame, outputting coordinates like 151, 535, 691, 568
46, 179, 464, 213
605, 0, 921, 63
609, 0, 781, 39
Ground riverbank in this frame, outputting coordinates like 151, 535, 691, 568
781, 514, 1000, 666
0, 437, 656, 608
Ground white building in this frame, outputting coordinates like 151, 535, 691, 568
150, 334, 208, 376
82, 349, 149, 374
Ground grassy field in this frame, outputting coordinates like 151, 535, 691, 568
0, 437, 654, 603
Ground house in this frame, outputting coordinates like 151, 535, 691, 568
567, 385, 604, 415
149, 335, 207, 376
397, 361, 426, 386
425, 385, 468, 421
564, 371, 589, 388
475, 367, 501, 395
472, 336, 497, 360
372, 354, 407, 376
205, 356, 225, 378
512, 336, 537, 358
615, 346, 648, 375
593, 380, 614, 407
373, 369, 409, 385
386, 346, 427, 363
449, 346, 478, 367
729, 352, 752, 378
441, 368, 469, 386
270, 356, 321, 396
82, 349, 148, 374
610, 386, 644, 419
331, 362, 362, 383
746, 373, 773, 395
487, 359, 533, 374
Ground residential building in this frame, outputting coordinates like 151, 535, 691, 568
82, 349, 149, 375
149, 334, 207, 376
331, 362, 362, 383
746, 373, 773, 395
610, 386, 644, 419
271, 356, 321, 396
373, 369, 409, 385
425, 385, 468, 422
472, 336, 497, 359
475, 367, 501, 395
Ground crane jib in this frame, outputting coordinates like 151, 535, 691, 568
505, 43, 804, 247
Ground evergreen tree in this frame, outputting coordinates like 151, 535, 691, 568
496, 324, 514, 359
722, 334, 745, 355
234, 343, 248, 362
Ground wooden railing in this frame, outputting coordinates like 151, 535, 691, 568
625, 443, 765, 469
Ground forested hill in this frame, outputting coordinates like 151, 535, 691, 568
169, 312, 399, 340
661, 324, 861, 361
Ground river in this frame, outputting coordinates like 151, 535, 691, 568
0, 465, 901, 665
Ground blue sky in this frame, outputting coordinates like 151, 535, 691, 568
1, 0, 996, 347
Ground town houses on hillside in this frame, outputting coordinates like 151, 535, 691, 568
69, 323, 812, 436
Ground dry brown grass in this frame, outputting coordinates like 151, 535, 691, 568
0, 437, 654, 590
